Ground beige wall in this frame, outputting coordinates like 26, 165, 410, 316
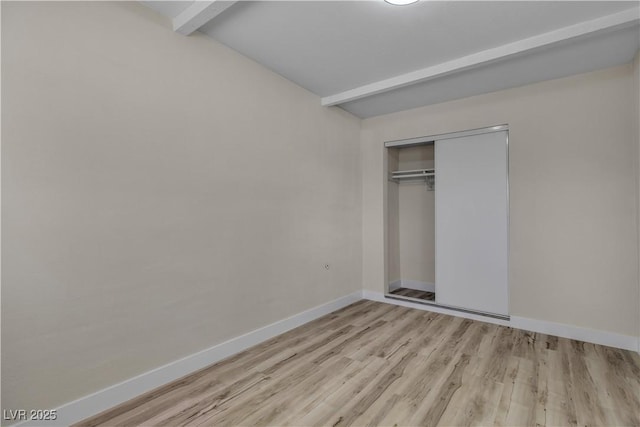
363, 64, 639, 338
1, 1, 361, 412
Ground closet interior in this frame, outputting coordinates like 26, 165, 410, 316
385, 126, 510, 319
387, 143, 436, 303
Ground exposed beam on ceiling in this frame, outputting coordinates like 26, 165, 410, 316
321, 7, 640, 107
173, 1, 237, 36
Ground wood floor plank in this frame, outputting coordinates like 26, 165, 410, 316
76, 301, 640, 427
237, 356, 356, 427
418, 353, 472, 426
329, 350, 419, 427
371, 319, 478, 426
436, 372, 504, 427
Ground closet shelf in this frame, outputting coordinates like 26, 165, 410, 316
390, 169, 435, 180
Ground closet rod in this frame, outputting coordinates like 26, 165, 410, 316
392, 168, 434, 174
392, 173, 435, 179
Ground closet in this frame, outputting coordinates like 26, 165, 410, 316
385, 125, 509, 318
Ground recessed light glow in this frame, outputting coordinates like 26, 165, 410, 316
385, 0, 419, 5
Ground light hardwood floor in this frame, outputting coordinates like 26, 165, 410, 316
76, 300, 640, 427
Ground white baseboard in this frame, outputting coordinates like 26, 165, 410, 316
388, 279, 435, 293
510, 316, 639, 352
15, 291, 363, 427
363, 290, 639, 352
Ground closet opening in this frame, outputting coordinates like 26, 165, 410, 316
384, 125, 510, 319
386, 141, 436, 303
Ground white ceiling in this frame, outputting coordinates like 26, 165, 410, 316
144, 1, 640, 118
146, 0, 194, 17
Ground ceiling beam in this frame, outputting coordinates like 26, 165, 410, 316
173, 1, 237, 36
321, 7, 640, 107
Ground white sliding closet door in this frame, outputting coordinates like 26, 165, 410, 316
435, 130, 508, 316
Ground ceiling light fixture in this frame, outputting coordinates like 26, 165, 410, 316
384, 0, 419, 5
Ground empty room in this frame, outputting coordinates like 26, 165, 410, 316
2, 1, 640, 426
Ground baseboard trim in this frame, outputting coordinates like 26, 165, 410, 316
510, 316, 639, 352
363, 290, 639, 352
388, 279, 435, 293
14, 291, 363, 427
